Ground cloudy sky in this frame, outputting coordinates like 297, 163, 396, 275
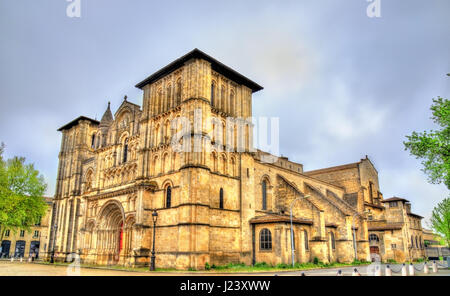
0, 0, 449, 223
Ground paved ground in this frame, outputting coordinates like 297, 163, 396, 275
0, 261, 448, 276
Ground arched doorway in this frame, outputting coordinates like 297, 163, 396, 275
96, 201, 125, 266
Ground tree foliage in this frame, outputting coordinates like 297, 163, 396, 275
404, 97, 450, 189
0, 143, 48, 240
430, 198, 450, 247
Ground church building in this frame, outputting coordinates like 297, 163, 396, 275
49, 49, 424, 269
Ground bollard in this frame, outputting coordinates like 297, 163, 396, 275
301, 272, 306, 276
375, 265, 381, 276
337, 270, 343, 276
409, 263, 415, 276
424, 262, 429, 274
20, 257, 23, 263
385, 265, 392, 276
352, 268, 361, 276
28, 257, 32, 263
432, 261, 437, 273
401, 264, 407, 276
10, 257, 14, 262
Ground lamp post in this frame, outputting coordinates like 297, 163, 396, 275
290, 195, 310, 267
150, 210, 158, 271
352, 213, 358, 261
50, 223, 58, 264
352, 211, 369, 261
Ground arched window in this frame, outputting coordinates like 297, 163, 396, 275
123, 138, 128, 163
166, 186, 172, 208
411, 236, 414, 248
176, 79, 182, 105
304, 230, 309, 250
219, 188, 224, 209
157, 89, 163, 114
166, 85, 172, 110
259, 228, 272, 250
369, 234, 379, 242
330, 232, 336, 250
91, 134, 96, 149
415, 236, 419, 249
230, 91, 235, 115
221, 86, 225, 110
211, 82, 215, 107
262, 180, 267, 210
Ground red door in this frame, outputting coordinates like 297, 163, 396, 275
370, 246, 380, 254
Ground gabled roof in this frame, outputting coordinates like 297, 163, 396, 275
57, 116, 99, 132
135, 48, 264, 93
381, 197, 410, 203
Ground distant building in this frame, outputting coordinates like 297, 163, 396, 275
423, 228, 449, 260
0, 197, 53, 259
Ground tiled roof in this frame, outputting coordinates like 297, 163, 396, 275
381, 197, 410, 203
408, 212, 424, 219
57, 116, 99, 131
249, 214, 313, 225
135, 48, 263, 93
368, 224, 403, 231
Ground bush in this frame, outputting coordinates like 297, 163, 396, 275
313, 257, 319, 265
254, 262, 269, 268
205, 262, 211, 270
276, 263, 290, 269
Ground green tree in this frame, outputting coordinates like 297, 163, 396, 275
430, 198, 450, 247
404, 97, 450, 189
0, 144, 48, 241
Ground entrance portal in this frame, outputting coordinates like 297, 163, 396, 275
96, 201, 124, 265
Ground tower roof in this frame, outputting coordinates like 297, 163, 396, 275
57, 116, 99, 132
100, 102, 113, 126
135, 48, 264, 93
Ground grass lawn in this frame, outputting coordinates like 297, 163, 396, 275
38, 260, 371, 273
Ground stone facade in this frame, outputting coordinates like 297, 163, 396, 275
305, 161, 426, 262
49, 49, 424, 269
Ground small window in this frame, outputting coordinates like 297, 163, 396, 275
91, 134, 96, 149
330, 232, 336, 250
166, 186, 172, 208
368, 215, 373, 221
390, 201, 398, 208
5, 230, 10, 237
260, 229, 272, 250
392, 244, 397, 249
33, 231, 39, 238
219, 188, 224, 209
20, 230, 25, 237
304, 230, 309, 250
123, 138, 129, 163
262, 180, 267, 210
211, 83, 215, 107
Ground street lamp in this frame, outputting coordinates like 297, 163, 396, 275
150, 210, 158, 271
290, 195, 310, 267
50, 223, 58, 263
